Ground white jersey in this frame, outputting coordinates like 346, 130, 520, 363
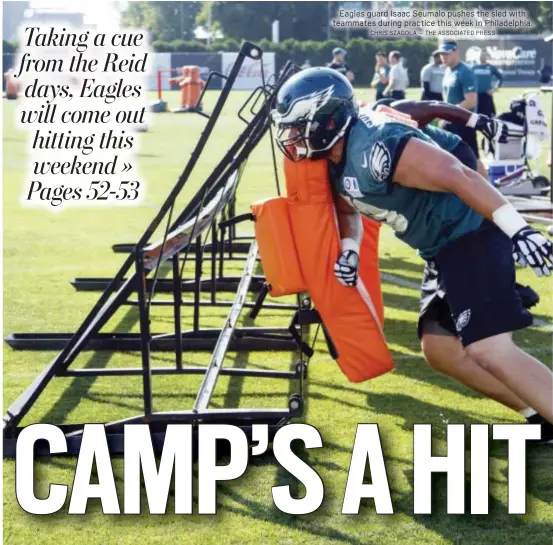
389, 63, 409, 91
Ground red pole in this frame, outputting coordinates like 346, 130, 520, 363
157, 70, 162, 101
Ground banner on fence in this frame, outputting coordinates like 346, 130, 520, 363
221, 52, 276, 90
457, 35, 552, 86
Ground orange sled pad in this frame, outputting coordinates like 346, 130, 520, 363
251, 197, 307, 297
253, 158, 394, 382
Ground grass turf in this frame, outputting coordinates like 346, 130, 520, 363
3, 87, 553, 545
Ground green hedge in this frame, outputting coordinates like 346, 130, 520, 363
149, 37, 437, 86
3, 37, 438, 86
3, 40, 18, 53
260, 38, 437, 86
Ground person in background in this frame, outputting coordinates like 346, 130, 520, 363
4, 68, 19, 100
383, 50, 408, 100
538, 58, 552, 84
472, 50, 504, 117
301, 59, 312, 70
438, 41, 479, 158
371, 51, 389, 101
327, 47, 355, 83
420, 50, 444, 101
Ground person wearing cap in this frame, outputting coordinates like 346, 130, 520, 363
438, 40, 479, 157
371, 51, 390, 101
472, 50, 504, 117
328, 47, 355, 83
383, 50, 408, 100
420, 50, 444, 101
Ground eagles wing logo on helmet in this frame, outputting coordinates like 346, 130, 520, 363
369, 142, 391, 182
276, 85, 335, 124
311, 84, 335, 110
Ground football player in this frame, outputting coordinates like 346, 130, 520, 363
271, 67, 553, 439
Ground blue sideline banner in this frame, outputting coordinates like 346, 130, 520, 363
458, 35, 552, 86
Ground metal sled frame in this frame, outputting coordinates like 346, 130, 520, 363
3, 43, 309, 457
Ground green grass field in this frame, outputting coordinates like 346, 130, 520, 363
3, 87, 553, 545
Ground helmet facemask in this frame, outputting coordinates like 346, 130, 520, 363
273, 103, 354, 162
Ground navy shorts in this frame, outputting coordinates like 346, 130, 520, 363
418, 221, 533, 347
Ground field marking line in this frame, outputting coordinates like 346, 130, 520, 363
381, 272, 420, 290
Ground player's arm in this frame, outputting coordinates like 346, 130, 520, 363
371, 70, 380, 88
389, 100, 507, 143
390, 99, 468, 126
332, 191, 363, 287
380, 66, 389, 85
458, 92, 477, 110
333, 187, 363, 246
394, 138, 553, 275
394, 138, 502, 209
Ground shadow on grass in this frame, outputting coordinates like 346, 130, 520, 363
379, 256, 425, 275
223, 316, 254, 410
30, 413, 551, 545
368, 392, 514, 430
39, 309, 140, 425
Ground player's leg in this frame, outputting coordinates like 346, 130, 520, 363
421, 326, 553, 441
420, 321, 528, 412
476, 159, 488, 180
435, 220, 553, 424
465, 333, 553, 422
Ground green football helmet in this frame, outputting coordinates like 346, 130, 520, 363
272, 67, 358, 161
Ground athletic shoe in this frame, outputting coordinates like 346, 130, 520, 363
516, 283, 540, 309
527, 413, 553, 445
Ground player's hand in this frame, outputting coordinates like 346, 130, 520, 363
512, 226, 553, 277
475, 115, 508, 144
334, 249, 359, 287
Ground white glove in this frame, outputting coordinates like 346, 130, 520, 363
512, 226, 553, 277
334, 238, 360, 287
493, 203, 553, 277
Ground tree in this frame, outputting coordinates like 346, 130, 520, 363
120, 2, 202, 41
197, 2, 333, 42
